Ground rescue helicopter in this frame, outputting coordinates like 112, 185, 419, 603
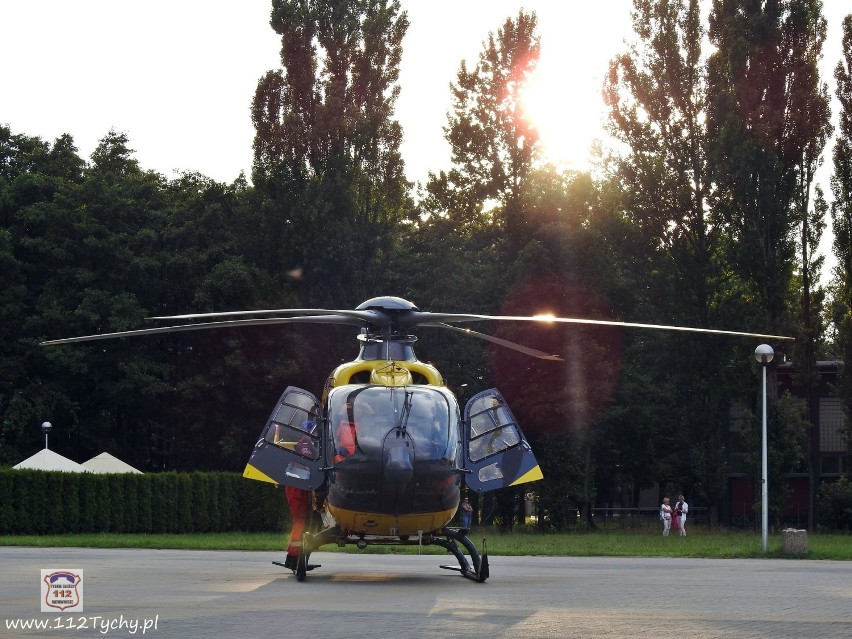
41, 296, 792, 582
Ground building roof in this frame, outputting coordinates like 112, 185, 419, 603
13, 448, 90, 473
81, 452, 143, 474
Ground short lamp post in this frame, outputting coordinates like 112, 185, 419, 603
41, 421, 52, 450
754, 344, 774, 553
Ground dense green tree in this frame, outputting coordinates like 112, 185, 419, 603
528, 433, 586, 530
603, 0, 745, 523
708, 0, 791, 327
417, 13, 621, 526
783, 0, 832, 531
251, 0, 410, 305
816, 475, 852, 531
738, 392, 809, 527
706, 0, 832, 527
0, 127, 297, 471
0, 128, 88, 464
593, 350, 680, 510
707, 0, 826, 335
24, 131, 170, 466
408, 8, 540, 462
152, 172, 303, 471
421, 9, 646, 524
830, 15, 852, 450
424, 9, 539, 248
605, 0, 711, 321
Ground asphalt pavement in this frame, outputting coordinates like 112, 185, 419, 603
2, 547, 851, 639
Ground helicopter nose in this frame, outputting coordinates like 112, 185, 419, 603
383, 440, 414, 487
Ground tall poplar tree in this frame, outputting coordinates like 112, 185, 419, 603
785, 0, 832, 530
707, 0, 829, 335
420, 12, 630, 526
830, 15, 852, 448
252, 0, 409, 304
707, 0, 831, 528
605, 0, 710, 311
604, 0, 740, 521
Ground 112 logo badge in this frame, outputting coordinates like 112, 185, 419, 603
41, 569, 84, 612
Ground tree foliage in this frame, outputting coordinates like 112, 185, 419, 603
424, 9, 540, 244
604, 0, 744, 522
831, 15, 852, 445
816, 475, 852, 531
251, 0, 410, 304
706, 0, 830, 336
706, 0, 832, 529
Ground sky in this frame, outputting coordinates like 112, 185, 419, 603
2, 0, 850, 270
1, 0, 638, 184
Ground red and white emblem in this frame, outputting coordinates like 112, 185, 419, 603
41, 570, 83, 612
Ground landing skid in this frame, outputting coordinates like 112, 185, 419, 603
272, 534, 322, 582
273, 559, 321, 582
435, 528, 489, 582
274, 526, 489, 583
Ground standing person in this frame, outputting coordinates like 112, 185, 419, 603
660, 497, 673, 536
284, 485, 310, 569
676, 495, 689, 537
283, 415, 317, 570
460, 497, 473, 529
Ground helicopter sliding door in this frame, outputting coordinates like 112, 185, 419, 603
243, 386, 325, 490
462, 389, 543, 492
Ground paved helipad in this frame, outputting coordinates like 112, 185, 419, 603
2, 547, 851, 638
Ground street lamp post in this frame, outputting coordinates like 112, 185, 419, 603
754, 344, 774, 553
41, 421, 52, 450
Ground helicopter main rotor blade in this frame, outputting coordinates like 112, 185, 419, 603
423, 323, 564, 361
409, 312, 794, 341
39, 315, 366, 347
148, 308, 377, 322
149, 303, 793, 342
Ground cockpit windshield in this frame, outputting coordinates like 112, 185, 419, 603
328, 385, 458, 462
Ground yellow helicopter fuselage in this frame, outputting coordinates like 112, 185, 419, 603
322, 356, 461, 537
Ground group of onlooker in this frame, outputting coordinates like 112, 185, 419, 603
660, 495, 689, 536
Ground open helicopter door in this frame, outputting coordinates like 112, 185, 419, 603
462, 389, 543, 492
243, 387, 325, 491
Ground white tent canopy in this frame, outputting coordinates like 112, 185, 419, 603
13, 449, 90, 473
82, 452, 143, 474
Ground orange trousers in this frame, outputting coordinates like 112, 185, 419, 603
285, 486, 310, 556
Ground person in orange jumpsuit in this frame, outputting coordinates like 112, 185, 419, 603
333, 395, 373, 463
283, 419, 316, 570
284, 485, 311, 569
333, 419, 358, 463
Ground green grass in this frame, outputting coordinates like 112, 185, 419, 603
1, 526, 850, 559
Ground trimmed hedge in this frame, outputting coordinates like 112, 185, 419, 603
0, 469, 289, 534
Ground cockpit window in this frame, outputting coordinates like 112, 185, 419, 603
468, 395, 514, 437
359, 340, 414, 361
328, 386, 458, 462
264, 399, 319, 460
467, 395, 521, 462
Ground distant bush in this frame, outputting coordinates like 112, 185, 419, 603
817, 476, 852, 532
0, 469, 288, 534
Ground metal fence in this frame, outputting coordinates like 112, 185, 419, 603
589, 507, 708, 529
